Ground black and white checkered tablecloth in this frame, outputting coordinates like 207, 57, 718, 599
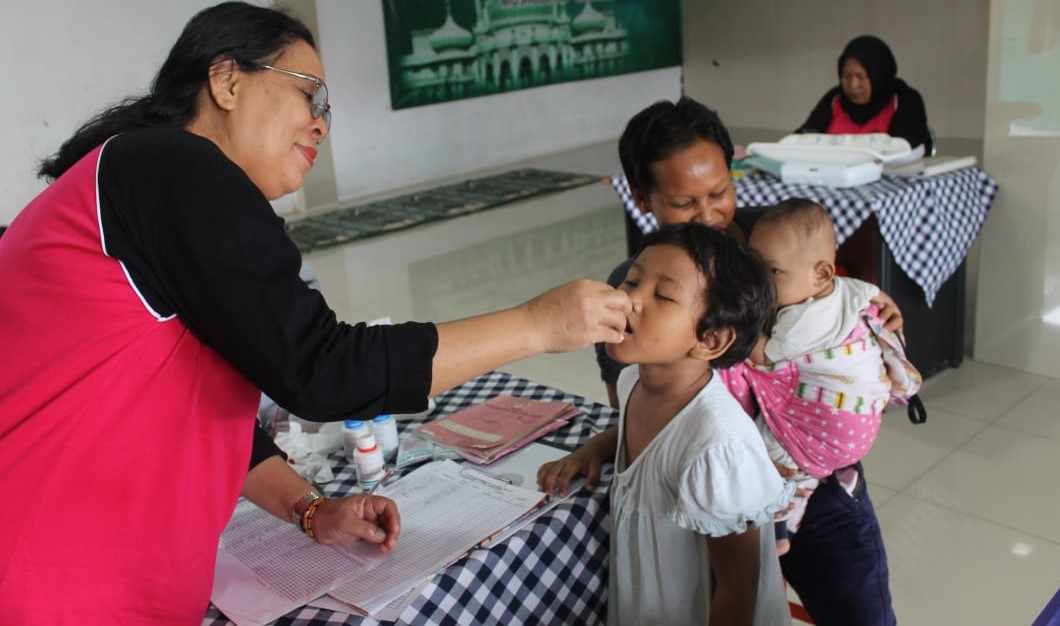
202, 371, 617, 626
610, 169, 999, 307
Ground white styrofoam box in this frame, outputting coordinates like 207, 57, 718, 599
780, 161, 883, 188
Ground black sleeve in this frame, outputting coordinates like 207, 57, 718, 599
98, 129, 437, 422
595, 258, 635, 384
796, 88, 839, 134
890, 84, 933, 155
249, 423, 286, 469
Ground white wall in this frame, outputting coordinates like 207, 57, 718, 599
973, 0, 1060, 377
0, 1, 223, 225
0, 1, 680, 224
314, 1, 680, 205
681, 0, 989, 142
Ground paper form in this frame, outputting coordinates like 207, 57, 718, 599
211, 460, 549, 623
210, 499, 387, 626
328, 460, 545, 608
464, 442, 587, 548
478, 440, 575, 488
310, 578, 428, 622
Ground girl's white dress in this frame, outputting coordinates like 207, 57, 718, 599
607, 366, 795, 626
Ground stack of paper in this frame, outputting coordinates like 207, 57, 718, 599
415, 395, 579, 464
884, 155, 977, 178
211, 457, 575, 625
324, 460, 547, 610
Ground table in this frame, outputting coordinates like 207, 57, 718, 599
612, 168, 998, 307
202, 371, 618, 626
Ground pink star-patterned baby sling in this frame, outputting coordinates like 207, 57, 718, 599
720, 307, 926, 479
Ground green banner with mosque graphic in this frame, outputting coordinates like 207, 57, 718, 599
382, 0, 682, 109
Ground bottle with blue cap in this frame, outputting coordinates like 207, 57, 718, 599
343, 419, 369, 462
371, 414, 399, 461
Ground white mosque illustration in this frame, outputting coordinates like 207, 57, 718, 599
394, 0, 631, 107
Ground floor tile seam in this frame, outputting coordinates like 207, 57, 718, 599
985, 418, 1060, 446
871, 414, 992, 493
982, 376, 1057, 424
922, 374, 1049, 423
886, 490, 1060, 547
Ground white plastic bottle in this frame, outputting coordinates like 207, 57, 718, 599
343, 420, 368, 462
371, 414, 399, 462
354, 432, 386, 490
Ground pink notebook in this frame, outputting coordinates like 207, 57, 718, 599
415, 395, 579, 465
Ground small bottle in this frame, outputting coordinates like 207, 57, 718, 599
371, 414, 399, 461
354, 432, 386, 490
343, 420, 368, 462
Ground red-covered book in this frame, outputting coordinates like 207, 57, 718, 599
415, 395, 579, 465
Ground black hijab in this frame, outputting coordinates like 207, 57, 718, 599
797, 35, 932, 152
837, 35, 899, 124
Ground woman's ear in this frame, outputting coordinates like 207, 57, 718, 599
205, 59, 240, 112
630, 187, 652, 215
690, 327, 736, 362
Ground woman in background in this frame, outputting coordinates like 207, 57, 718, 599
798, 35, 933, 156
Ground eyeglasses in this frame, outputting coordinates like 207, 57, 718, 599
257, 64, 332, 129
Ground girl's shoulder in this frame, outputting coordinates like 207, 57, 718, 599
670, 383, 798, 534
683, 376, 763, 441
671, 420, 792, 536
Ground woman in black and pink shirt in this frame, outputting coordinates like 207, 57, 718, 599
798, 35, 933, 157
0, 3, 630, 623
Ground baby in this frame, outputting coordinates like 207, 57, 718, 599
720, 198, 922, 555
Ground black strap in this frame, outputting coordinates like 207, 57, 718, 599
906, 394, 927, 424
891, 329, 927, 425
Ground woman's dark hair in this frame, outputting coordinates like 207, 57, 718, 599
618, 96, 734, 198
37, 2, 315, 180
638, 222, 774, 369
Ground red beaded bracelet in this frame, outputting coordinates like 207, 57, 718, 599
301, 496, 326, 540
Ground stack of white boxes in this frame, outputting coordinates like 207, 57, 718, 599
746, 133, 916, 188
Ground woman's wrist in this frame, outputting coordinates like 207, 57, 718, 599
290, 490, 326, 536
509, 302, 548, 355
300, 496, 328, 540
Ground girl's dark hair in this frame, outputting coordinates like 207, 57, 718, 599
618, 96, 734, 197
37, 2, 315, 180
638, 222, 774, 369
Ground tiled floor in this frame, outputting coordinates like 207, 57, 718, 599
304, 143, 1060, 625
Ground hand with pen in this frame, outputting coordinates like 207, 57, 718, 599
309, 494, 401, 551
